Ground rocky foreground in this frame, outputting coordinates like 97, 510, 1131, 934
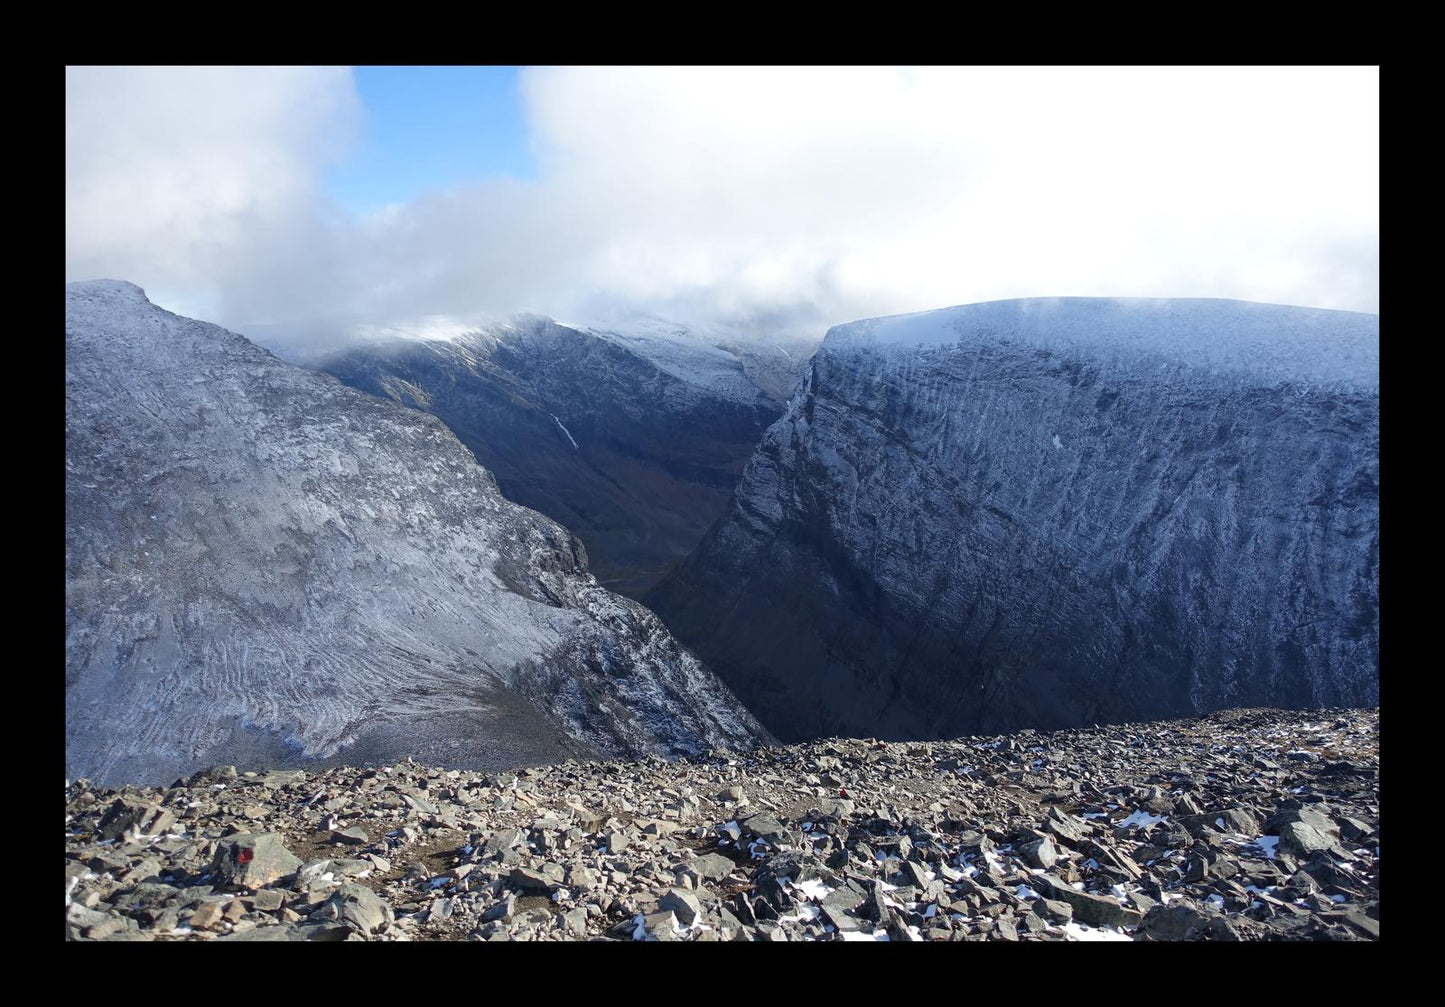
64, 707, 1379, 942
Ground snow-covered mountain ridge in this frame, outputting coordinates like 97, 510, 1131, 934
314, 315, 808, 596
65, 281, 770, 787
648, 297, 1379, 743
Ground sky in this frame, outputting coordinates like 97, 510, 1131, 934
65, 66, 1379, 352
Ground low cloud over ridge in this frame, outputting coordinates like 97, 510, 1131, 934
66, 67, 1380, 350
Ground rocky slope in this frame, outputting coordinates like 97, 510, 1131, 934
312, 316, 812, 597
65, 281, 769, 788
63, 707, 1379, 941
648, 298, 1379, 743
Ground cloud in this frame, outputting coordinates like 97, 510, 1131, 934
67, 67, 362, 324
66, 67, 1379, 350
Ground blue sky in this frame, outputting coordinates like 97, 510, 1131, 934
326, 66, 535, 214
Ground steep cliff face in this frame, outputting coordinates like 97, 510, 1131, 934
314, 316, 800, 597
65, 282, 769, 787
647, 298, 1379, 743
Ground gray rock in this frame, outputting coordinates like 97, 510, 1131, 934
481, 895, 516, 923
1079, 840, 1142, 880
297, 858, 373, 888
1021, 836, 1059, 870
318, 884, 393, 936
1138, 904, 1212, 941
215, 923, 309, 941
659, 888, 703, 925
640, 910, 680, 941
687, 853, 738, 882
1037, 875, 1143, 929
250, 889, 285, 912
1277, 821, 1340, 857
742, 814, 791, 845
567, 866, 599, 890
510, 867, 561, 892
211, 833, 302, 889
1035, 897, 1073, 923
560, 907, 589, 936
1044, 808, 1088, 845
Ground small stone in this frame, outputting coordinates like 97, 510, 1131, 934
481, 895, 516, 923
1137, 903, 1211, 941
561, 907, 589, 936
510, 867, 559, 892
331, 826, 369, 846
642, 910, 679, 941
1044, 807, 1088, 844
1021, 836, 1059, 870
1035, 897, 1073, 923
297, 858, 373, 889
188, 901, 228, 930
251, 889, 285, 912
318, 884, 393, 936
659, 888, 703, 925
687, 853, 737, 882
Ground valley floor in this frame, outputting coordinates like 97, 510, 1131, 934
64, 707, 1378, 942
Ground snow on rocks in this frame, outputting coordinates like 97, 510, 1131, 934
63, 707, 1377, 942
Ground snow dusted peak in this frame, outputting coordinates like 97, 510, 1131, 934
66, 279, 151, 305
824, 298, 1379, 391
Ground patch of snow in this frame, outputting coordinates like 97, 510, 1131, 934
548, 413, 579, 450
1116, 810, 1167, 829
792, 878, 832, 901
841, 929, 891, 942
1252, 836, 1280, 859
1063, 921, 1133, 942
824, 297, 1379, 391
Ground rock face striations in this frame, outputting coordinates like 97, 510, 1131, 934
648, 298, 1379, 743
314, 316, 809, 597
65, 281, 769, 788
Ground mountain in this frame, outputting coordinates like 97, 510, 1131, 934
65, 281, 770, 787
647, 298, 1380, 743
311, 315, 814, 597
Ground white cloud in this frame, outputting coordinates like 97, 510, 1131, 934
66, 66, 1379, 350
66, 66, 362, 324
